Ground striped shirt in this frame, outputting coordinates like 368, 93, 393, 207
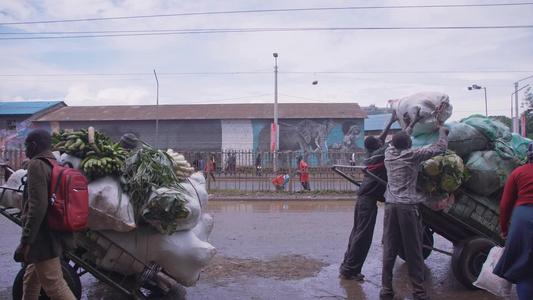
384, 136, 448, 204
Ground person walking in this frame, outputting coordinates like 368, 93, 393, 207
255, 153, 262, 176
297, 155, 311, 191
14, 129, 77, 300
493, 142, 533, 300
340, 111, 398, 280
380, 120, 449, 300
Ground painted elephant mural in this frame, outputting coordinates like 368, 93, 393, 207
328, 121, 363, 165
257, 119, 334, 166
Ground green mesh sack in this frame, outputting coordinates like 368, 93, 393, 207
462, 116, 512, 142
464, 150, 523, 196
509, 133, 532, 159
412, 123, 488, 158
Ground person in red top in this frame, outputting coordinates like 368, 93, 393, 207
493, 142, 533, 300
297, 155, 311, 191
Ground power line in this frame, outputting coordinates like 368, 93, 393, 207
1, 25, 532, 40
2, 3, 532, 26
0, 70, 530, 77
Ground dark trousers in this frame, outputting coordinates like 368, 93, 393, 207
381, 203, 428, 300
341, 195, 378, 275
301, 181, 311, 191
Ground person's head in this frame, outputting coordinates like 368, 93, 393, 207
391, 131, 412, 150
120, 133, 138, 151
25, 129, 51, 159
297, 155, 303, 163
527, 142, 533, 162
364, 136, 383, 151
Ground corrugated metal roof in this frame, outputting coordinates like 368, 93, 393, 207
35, 103, 368, 121
0, 101, 65, 115
365, 113, 402, 131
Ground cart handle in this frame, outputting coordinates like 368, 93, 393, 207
331, 165, 388, 187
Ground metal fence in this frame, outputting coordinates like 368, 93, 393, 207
1, 147, 366, 193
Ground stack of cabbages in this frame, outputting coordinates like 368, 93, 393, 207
390, 92, 530, 215
1, 145, 216, 287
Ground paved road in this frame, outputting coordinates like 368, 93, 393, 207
0, 200, 517, 299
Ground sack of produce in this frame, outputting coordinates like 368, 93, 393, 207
0, 169, 26, 209
461, 116, 512, 142
98, 228, 216, 287
418, 153, 467, 195
412, 123, 488, 158
143, 188, 191, 234
509, 133, 532, 159
87, 176, 135, 232
59, 153, 82, 171
389, 92, 453, 136
464, 150, 523, 196
192, 213, 214, 243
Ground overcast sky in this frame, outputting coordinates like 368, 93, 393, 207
1, 0, 532, 122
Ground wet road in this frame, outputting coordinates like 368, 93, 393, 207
0, 200, 517, 299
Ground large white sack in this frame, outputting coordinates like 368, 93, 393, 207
144, 172, 208, 233
88, 176, 135, 232
97, 228, 217, 287
389, 92, 453, 136
59, 153, 82, 171
191, 213, 214, 243
0, 169, 26, 209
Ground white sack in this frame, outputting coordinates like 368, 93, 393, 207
389, 92, 453, 136
0, 169, 26, 209
473, 246, 512, 297
98, 228, 217, 287
191, 213, 215, 243
88, 176, 135, 232
59, 153, 82, 171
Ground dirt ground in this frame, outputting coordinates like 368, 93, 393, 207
203, 254, 329, 281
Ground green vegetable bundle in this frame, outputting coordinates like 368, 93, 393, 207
418, 153, 468, 194
120, 142, 190, 233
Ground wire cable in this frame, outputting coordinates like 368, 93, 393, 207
2, 3, 532, 26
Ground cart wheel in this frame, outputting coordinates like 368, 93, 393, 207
12, 259, 82, 300
163, 283, 187, 300
398, 227, 434, 261
451, 236, 496, 289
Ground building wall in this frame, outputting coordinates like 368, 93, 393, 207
29, 117, 364, 165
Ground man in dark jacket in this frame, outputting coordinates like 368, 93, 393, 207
339, 111, 398, 280
14, 129, 77, 300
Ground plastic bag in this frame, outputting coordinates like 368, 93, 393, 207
473, 246, 512, 297
0, 169, 26, 209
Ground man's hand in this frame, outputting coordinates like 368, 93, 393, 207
439, 126, 450, 136
14, 243, 30, 263
500, 231, 508, 240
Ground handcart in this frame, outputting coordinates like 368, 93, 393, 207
271, 173, 296, 191
332, 164, 503, 290
1, 180, 187, 300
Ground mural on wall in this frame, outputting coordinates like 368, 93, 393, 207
255, 118, 363, 166
328, 121, 364, 165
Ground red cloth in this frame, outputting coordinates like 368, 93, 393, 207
299, 160, 309, 182
205, 161, 214, 171
499, 163, 533, 234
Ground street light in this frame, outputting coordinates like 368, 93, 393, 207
513, 75, 533, 133
467, 84, 488, 117
273, 53, 279, 172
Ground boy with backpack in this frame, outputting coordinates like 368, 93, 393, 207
14, 129, 77, 300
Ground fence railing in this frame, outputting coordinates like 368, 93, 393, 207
1, 148, 365, 193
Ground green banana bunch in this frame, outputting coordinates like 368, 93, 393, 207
79, 141, 127, 180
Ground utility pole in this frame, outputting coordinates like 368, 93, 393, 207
154, 69, 159, 148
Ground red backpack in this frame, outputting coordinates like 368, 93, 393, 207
40, 158, 89, 231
